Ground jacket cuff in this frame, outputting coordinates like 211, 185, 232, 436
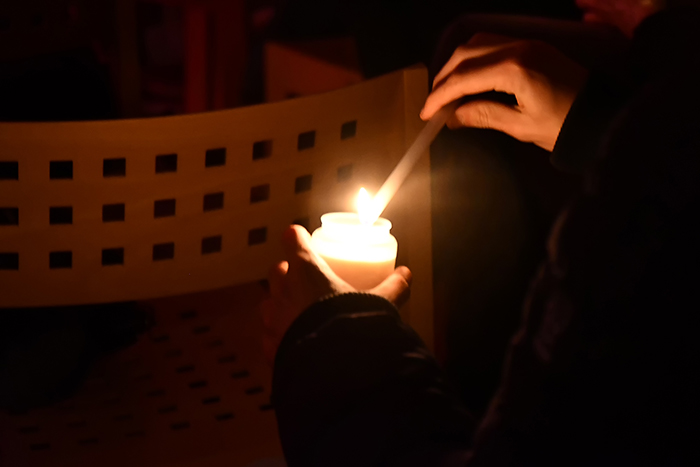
274, 292, 399, 370
550, 71, 629, 174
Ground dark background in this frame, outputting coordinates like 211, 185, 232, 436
0, 0, 582, 121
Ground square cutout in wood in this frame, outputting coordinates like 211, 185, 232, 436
50, 160, 73, 179
155, 154, 177, 173
250, 184, 270, 203
49, 206, 72, 225
341, 120, 357, 139
102, 247, 124, 266
154, 199, 176, 218
201, 235, 222, 254
0, 252, 19, 270
252, 140, 272, 160
153, 242, 175, 261
49, 251, 72, 269
337, 164, 353, 182
0, 207, 18, 226
103, 203, 125, 222
297, 131, 315, 151
103, 158, 126, 177
248, 227, 267, 245
0, 161, 18, 180
294, 175, 312, 193
203, 192, 224, 211
205, 148, 226, 167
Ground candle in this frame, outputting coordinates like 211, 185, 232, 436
310, 189, 398, 290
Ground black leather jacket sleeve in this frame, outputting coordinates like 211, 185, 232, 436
272, 293, 475, 467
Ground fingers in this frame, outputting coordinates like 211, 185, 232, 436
370, 266, 412, 308
453, 100, 523, 135
282, 224, 340, 279
282, 224, 321, 264
432, 34, 516, 89
268, 261, 289, 298
422, 54, 521, 120
281, 224, 307, 256
433, 43, 508, 90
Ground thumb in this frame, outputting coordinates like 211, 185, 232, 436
453, 101, 522, 136
370, 266, 412, 308
281, 224, 315, 263
281, 224, 338, 280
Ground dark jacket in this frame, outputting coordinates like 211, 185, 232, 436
272, 8, 700, 466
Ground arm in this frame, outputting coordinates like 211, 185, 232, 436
273, 293, 475, 467
421, 33, 632, 174
549, 70, 630, 173
263, 226, 475, 467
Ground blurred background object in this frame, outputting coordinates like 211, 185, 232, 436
0, 0, 118, 120
0, 0, 582, 120
264, 37, 362, 102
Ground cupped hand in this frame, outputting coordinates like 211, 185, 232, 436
421, 33, 589, 151
261, 225, 412, 365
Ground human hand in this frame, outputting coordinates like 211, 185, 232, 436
421, 33, 589, 151
261, 225, 412, 365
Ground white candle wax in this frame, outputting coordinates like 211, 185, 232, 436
310, 212, 397, 290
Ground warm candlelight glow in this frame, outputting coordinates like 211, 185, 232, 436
310, 203, 398, 290
357, 187, 376, 225
362, 100, 460, 224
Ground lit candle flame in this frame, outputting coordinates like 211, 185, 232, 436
357, 187, 377, 225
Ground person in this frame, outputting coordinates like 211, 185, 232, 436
261, 0, 700, 465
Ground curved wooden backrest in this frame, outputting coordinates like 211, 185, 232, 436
0, 65, 433, 346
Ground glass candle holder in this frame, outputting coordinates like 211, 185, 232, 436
310, 212, 398, 290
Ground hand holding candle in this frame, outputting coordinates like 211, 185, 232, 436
262, 102, 453, 363
261, 225, 411, 365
